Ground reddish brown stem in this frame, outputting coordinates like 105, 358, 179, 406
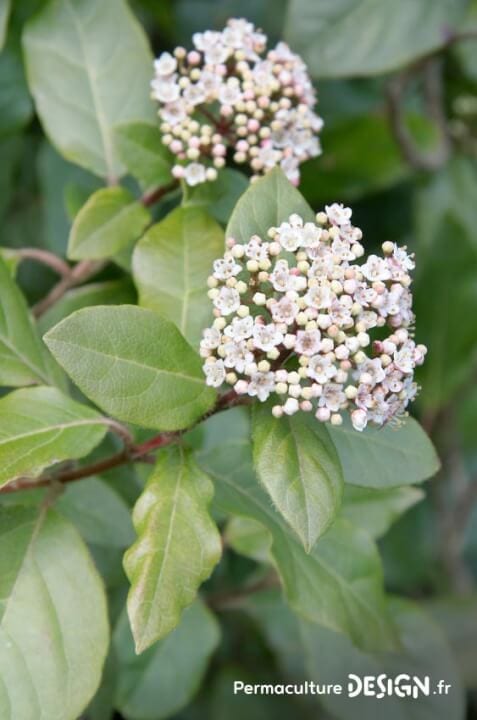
141, 180, 179, 208
16, 248, 71, 278
33, 260, 105, 318
0, 392, 250, 495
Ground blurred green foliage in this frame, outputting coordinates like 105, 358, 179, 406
1, 0, 477, 718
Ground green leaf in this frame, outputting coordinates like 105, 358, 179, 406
245, 590, 465, 720
37, 140, 102, 256
0, 505, 109, 720
285, 0, 467, 78
114, 600, 220, 719
0, 386, 107, 487
23, 0, 155, 180
68, 187, 150, 260
300, 597, 465, 720
226, 167, 314, 244
341, 485, 424, 539
301, 114, 439, 205
425, 595, 477, 689
183, 168, 249, 225
0, 257, 64, 388
252, 403, 343, 551
44, 305, 216, 431
0, 40, 33, 137
415, 157, 477, 252
133, 206, 224, 348
0, 0, 10, 49
328, 415, 440, 488
57, 476, 135, 548
124, 446, 221, 653
415, 216, 477, 410
196, 408, 396, 652
115, 121, 173, 190
224, 516, 271, 564
38, 279, 136, 334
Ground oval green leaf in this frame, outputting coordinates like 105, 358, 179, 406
124, 446, 221, 653
133, 206, 224, 348
44, 305, 216, 431
115, 122, 173, 190
252, 404, 343, 551
23, 0, 155, 180
328, 415, 440, 488
285, 0, 467, 78
0, 386, 107, 487
0, 505, 109, 720
68, 187, 151, 260
226, 167, 314, 244
0, 257, 64, 388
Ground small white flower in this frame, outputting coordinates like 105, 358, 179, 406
277, 223, 301, 252
204, 360, 225, 387
201, 327, 221, 349
351, 408, 368, 432
301, 222, 322, 248
213, 256, 242, 280
223, 340, 253, 373
247, 371, 275, 401
214, 286, 240, 315
295, 329, 321, 356
308, 354, 336, 384
320, 383, 346, 412
154, 52, 177, 76
361, 255, 391, 282
394, 341, 417, 374
271, 296, 299, 325
358, 358, 386, 386
184, 163, 207, 186
325, 203, 352, 226
159, 101, 187, 126
224, 315, 254, 341
305, 283, 333, 309
245, 237, 269, 262
252, 323, 283, 351
218, 79, 242, 105
269, 260, 292, 292
151, 78, 180, 103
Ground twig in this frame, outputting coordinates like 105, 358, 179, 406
100, 418, 136, 451
386, 57, 450, 172
141, 180, 179, 208
207, 572, 280, 610
0, 391, 249, 495
33, 260, 105, 318
16, 249, 71, 278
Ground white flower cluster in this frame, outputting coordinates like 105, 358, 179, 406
151, 18, 323, 187
201, 204, 427, 431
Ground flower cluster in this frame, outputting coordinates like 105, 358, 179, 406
151, 18, 323, 186
200, 204, 426, 431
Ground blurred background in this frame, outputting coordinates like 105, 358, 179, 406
1, 0, 477, 718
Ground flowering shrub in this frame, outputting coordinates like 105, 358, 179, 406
151, 18, 323, 186
1, 1, 473, 719
201, 204, 426, 430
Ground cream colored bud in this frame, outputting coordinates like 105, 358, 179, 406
253, 292, 267, 305
345, 385, 358, 400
